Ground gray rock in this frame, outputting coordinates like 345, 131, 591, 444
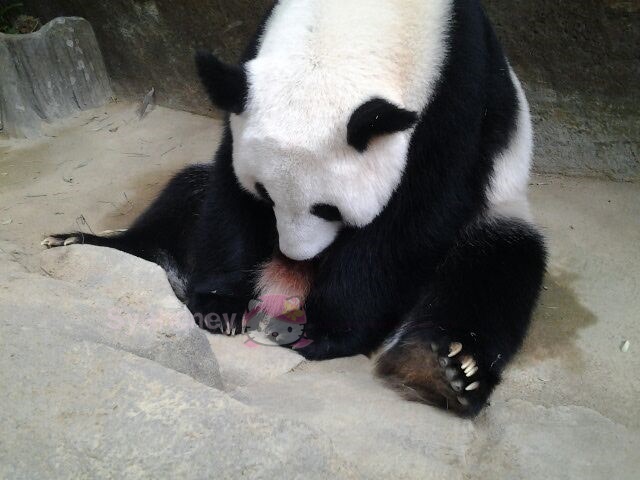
21, 0, 273, 118
234, 357, 640, 480
35, 245, 221, 389
0, 245, 356, 478
208, 334, 306, 391
234, 356, 476, 479
468, 399, 640, 480
0, 17, 112, 138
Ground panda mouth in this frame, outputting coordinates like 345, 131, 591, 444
275, 236, 336, 263
272, 249, 315, 272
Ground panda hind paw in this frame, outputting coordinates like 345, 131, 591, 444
376, 328, 497, 417
41, 234, 81, 248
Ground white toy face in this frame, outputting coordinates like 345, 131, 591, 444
244, 296, 307, 346
246, 313, 305, 346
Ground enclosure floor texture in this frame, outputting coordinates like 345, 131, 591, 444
1, 104, 638, 479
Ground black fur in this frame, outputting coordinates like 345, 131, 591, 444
255, 182, 275, 206
46, 0, 546, 416
195, 52, 248, 114
376, 218, 546, 416
347, 98, 418, 152
49, 164, 211, 267
194, 1, 276, 115
285, 0, 524, 360
311, 204, 342, 222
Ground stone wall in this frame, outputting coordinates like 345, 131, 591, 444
21, 0, 273, 118
19, 0, 639, 180
485, 0, 639, 179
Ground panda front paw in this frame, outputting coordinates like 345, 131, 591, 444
188, 292, 247, 336
376, 326, 499, 417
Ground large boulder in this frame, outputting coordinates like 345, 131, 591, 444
0, 243, 354, 478
36, 245, 221, 388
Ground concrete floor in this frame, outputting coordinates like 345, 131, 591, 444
1, 103, 639, 477
514, 172, 640, 428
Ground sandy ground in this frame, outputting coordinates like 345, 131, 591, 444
0, 102, 221, 257
1, 103, 639, 476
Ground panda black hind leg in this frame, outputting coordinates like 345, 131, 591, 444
41, 163, 211, 270
376, 216, 547, 416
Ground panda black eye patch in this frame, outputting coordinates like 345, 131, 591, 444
255, 182, 274, 206
347, 98, 418, 152
311, 204, 343, 222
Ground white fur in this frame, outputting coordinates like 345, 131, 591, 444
156, 251, 188, 301
231, 0, 452, 260
486, 68, 534, 221
378, 320, 412, 355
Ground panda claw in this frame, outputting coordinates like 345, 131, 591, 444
465, 366, 478, 377
461, 356, 473, 370
457, 396, 470, 406
465, 381, 480, 391
464, 360, 477, 375
448, 342, 463, 357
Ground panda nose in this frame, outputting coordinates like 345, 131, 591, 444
271, 332, 279, 338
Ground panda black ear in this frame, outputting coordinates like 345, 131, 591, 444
347, 98, 418, 152
195, 51, 248, 114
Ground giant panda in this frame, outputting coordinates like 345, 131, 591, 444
43, 0, 547, 416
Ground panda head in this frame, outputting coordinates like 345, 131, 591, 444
196, 52, 418, 261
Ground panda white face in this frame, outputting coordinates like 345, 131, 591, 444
198, 0, 452, 260
230, 83, 415, 260
231, 130, 412, 260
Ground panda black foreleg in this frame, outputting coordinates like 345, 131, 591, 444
183, 131, 278, 334
375, 217, 547, 416
293, 241, 407, 360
